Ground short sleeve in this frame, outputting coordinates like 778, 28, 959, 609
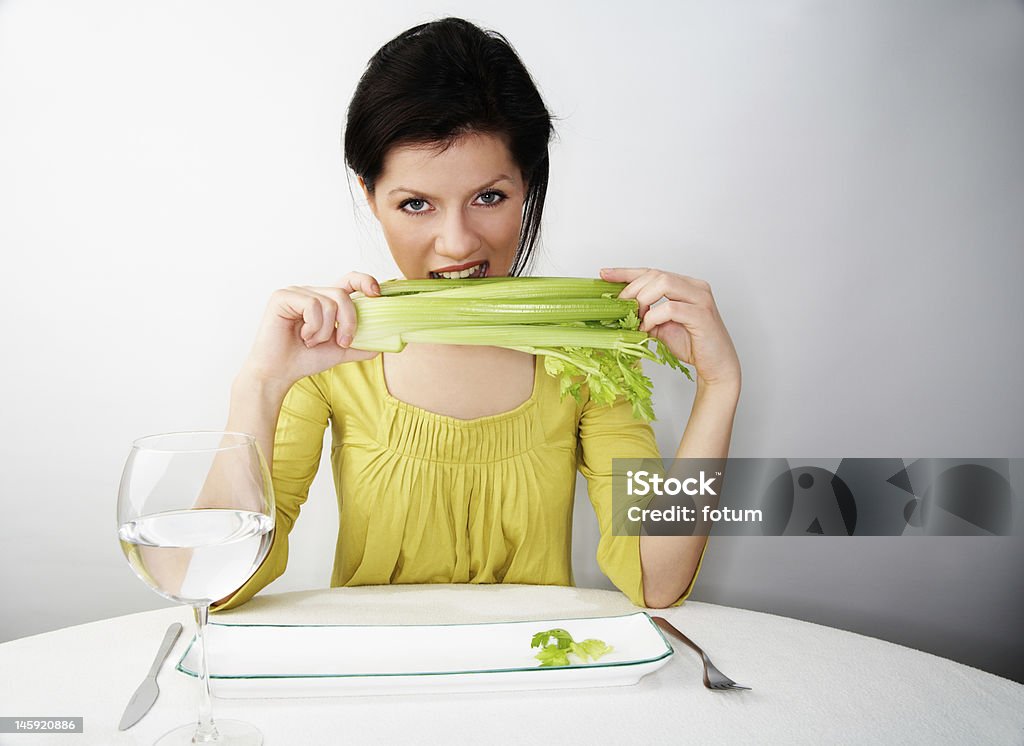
212, 373, 331, 611
577, 392, 707, 608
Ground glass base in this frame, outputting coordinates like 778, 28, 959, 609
155, 719, 262, 745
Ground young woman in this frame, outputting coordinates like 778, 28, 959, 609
213, 18, 740, 612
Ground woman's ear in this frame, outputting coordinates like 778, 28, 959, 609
358, 176, 378, 218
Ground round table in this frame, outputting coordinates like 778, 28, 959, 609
1, 585, 1021, 745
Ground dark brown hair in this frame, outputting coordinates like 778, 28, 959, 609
343, 18, 554, 276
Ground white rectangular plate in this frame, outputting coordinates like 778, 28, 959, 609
176, 611, 674, 698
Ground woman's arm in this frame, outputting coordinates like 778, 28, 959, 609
600, 267, 742, 608
226, 369, 294, 475
211, 372, 335, 611
203, 372, 292, 608
640, 379, 739, 607
209, 275, 382, 609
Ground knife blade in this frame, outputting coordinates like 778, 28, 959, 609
118, 622, 183, 731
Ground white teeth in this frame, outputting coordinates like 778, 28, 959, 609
432, 262, 487, 279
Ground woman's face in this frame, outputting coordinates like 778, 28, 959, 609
361, 132, 527, 279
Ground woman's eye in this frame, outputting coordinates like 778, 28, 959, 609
400, 198, 429, 214
476, 190, 506, 206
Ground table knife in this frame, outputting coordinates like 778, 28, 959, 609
118, 622, 183, 731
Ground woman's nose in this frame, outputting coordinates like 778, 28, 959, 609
435, 210, 482, 260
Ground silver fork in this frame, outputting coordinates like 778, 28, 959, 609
652, 616, 751, 691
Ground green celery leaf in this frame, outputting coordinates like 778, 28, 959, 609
575, 639, 614, 662
535, 645, 571, 667
568, 641, 591, 662
543, 356, 565, 377
655, 339, 694, 381
531, 628, 574, 650
531, 628, 613, 667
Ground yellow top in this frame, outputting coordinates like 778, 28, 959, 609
213, 353, 704, 611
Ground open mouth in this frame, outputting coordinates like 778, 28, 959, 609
429, 261, 489, 280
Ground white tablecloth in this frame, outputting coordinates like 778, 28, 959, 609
1, 584, 1021, 745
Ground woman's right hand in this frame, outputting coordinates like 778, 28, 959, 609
240, 272, 382, 386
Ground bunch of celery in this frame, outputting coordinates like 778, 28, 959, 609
349, 277, 693, 422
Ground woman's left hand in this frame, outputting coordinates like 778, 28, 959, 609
600, 267, 741, 392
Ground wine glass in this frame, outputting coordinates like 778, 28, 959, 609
117, 431, 275, 746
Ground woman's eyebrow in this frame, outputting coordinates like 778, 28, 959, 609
387, 175, 515, 199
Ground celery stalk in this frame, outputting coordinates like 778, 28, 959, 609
348, 277, 693, 421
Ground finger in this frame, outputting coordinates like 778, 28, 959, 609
634, 275, 713, 313
299, 297, 324, 345
270, 286, 318, 322
639, 299, 709, 333
301, 288, 356, 347
600, 268, 654, 299
302, 287, 357, 347
267, 287, 352, 351
622, 272, 663, 316
310, 273, 380, 345
308, 295, 340, 346
334, 292, 356, 347
600, 267, 650, 284
333, 272, 381, 297
601, 269, 665, 320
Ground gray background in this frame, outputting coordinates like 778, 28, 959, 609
1, 1, 1021, 682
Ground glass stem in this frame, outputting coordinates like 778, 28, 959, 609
192, 604, 221, 743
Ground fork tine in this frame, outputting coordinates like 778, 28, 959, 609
652, 615, 751, 692
707, 667, 750, 690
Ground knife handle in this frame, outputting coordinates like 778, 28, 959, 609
147, 623, 183, 679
